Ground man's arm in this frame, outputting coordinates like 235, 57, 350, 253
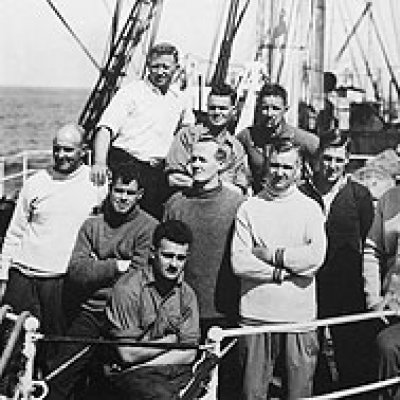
91, 127, 111, 186
165, 126, 194, 189
231, 204, 276, 281
363, 203, 385, 309
231, 139, 251, 192
67, 221, 121, 293
1, 184, 30, 258
250, 205, 327, 278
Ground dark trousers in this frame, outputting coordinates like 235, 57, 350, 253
1, 268, 65, 373
201, 317, 241, 400
107, 364, 193, 400
109, 147, 172, 221
376, 321, 400, 400
46, 311, 106, 400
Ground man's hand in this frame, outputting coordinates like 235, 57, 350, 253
91, 163, 108, 186
371, 293, 400, 325
168, 172, 193, 188
117, 260, 131, 274
252, 246, 273, 264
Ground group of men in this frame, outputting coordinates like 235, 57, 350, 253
1, 41, 400, 400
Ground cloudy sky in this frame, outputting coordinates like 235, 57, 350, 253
1, 0, 399, 91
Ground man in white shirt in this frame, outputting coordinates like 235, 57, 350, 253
91, 42, 195, 220
232, 141, 326, 400
1, 123, 104, 371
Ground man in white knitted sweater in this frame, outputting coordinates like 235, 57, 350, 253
232, 141, 326, 400
1, 123, 105, 370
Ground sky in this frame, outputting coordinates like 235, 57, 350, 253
1, 0, 399, 94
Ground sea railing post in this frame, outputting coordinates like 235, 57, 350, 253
22, 151, 28, 185
206, 326, 224, 400
0, 157, 4, 198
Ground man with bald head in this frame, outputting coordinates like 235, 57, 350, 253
1, 123, 105, 371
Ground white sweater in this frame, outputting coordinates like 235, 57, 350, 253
232, 187, 327, 323
2, 165, 105, 276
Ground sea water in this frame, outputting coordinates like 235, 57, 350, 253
0, 86, 89, 155
0, 86, 89, 195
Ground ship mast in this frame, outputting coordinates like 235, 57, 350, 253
310, 0, 326, 125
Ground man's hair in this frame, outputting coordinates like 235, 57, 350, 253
209, 83, 237, 104
257, 83, 288, 106
153, 220, 193, 248
320, 129, 351, 154
110, 163, 141, 187
195, 135, 227, 163
148, 42, 179, 64
269, 139, 301, 159
54, 123, 85, 146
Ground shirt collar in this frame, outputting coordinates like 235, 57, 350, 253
144, 77, 179, 98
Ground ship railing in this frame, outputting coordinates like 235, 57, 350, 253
0, 150, 52, 198
206, 309, 400, 399
0, 149, 92, 198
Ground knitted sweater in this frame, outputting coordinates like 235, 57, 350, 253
231, 187, 326, 323
64, 204, 157, 316
164, 184, 244, 319
2, 165, 105, 276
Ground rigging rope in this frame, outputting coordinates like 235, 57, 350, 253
369, 8, 400, 98
334, 1, 371, 63
45, 0, 101, 71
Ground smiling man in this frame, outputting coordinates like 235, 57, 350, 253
91, 42, 195, 220
105, 220, 200, 399
232, 140, 326, 400
237, 83, 319, 193
1, 123, 105, 372
165, 83, 250, 193
164, 136, 244, 398
303, 131, 374, 392
46, 163, 157, 400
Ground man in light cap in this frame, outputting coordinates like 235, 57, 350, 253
1, 123, 105, 371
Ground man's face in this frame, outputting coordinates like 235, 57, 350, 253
147, 53, 177, 92
207, 94, 235, 128
320, 145, 348, 184
266, 149, 299, 192
259, 95, 287, 129
153, 238, 189, 282
191, 142, 220, 185
110, 178, 143, 214
53, 135, 83, 174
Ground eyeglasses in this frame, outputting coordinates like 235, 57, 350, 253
322, 155, 346, 163
112, 187, 141, 196
269, 162, 295, 171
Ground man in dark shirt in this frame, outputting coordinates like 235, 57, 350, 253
237, 83, 319, 193
47, 163, 157, 400
105, 220, 200, 399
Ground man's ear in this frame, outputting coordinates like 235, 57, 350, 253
137, 188, 145, 201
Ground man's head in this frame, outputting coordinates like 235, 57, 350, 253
207, 84, 237, 129
319, 131, 350, 185
147, 42, 179, 93
265, 141, 301, 193
53, 123, 85, 174
109, 164, 143, 214
255, 83, 288, 130
151, 220, 193, 282
190, 136, 225, 189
